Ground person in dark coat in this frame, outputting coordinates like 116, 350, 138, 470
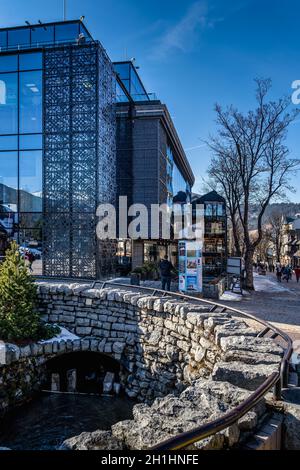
159, 255, 174, 291
276, 265, 282, 282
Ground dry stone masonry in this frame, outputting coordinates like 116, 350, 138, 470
37, 283, 282, 402
0, 282, 286, 449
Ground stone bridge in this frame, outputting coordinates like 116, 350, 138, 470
1, 282, 296, 450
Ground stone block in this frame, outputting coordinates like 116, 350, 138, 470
76, 327, 92, 336
212, 361, 279, 391
103, 372, 115, 393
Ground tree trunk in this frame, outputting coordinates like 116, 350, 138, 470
231, 216, 242, 258
244, 248, 255, 290
276, 249, 280, 264
233, 233, 242, 257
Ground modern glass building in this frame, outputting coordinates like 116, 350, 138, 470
114, 61, 194, 268
0, 21, 195, 278
0, 20, 116, 278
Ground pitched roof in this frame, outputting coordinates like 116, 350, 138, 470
192, 190, 226, 204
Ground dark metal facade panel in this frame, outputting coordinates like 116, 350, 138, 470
132, 118, 160, 210
158, 121, 168, 206
43, 42, 116, 279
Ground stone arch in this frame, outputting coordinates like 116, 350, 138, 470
44, 351, 124, 394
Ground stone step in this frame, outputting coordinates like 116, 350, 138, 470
243, 413, 283, 450
288, 371, 299, 388
212, 361, 279, 391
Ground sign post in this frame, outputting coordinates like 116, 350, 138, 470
227, 257, 243, 294
178, 240, 203, 294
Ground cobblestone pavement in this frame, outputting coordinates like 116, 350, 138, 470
220, 272, 300, 344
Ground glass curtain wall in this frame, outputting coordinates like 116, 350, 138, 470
0, 22, 92, 52
0, 51, 42, 273
166, 145, 191, 206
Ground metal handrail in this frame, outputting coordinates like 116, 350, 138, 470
151, 372, 279, 451
91, 281, 293, 450
36, 277, 293, 450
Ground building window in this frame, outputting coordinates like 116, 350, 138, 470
0, 151, 18, 210
19, 52, 42, 71
31, 26, 54, 46
0, 51, 43, 262
19, 134, 42, 150
205, 203, 225, 217
0, 135, 18, 150
8, 29, 30, 48
19, 150, 42, 212
0, 54, 18, 72
0, 72, 18, 134
19, 70, 42, 133
0, 31, 7, 49
55, 23, 79, 43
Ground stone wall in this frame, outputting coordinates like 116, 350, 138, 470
0, 350, 46, 416
0, 282, 285, 449
0, 337, 112, 415
37, 283, 283, 402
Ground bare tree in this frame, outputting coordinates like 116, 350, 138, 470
254, 228, 273, 263
209, 79, 299, 289
268, 210, 286, 263
207, 148, 243, 257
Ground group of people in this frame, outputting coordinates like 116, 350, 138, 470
253, 260, 300, 283
253, 262, 275, 273
275, 264, 300, 283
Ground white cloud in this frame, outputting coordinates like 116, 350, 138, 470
185, 143, 208, 152
151, 1, 221, 59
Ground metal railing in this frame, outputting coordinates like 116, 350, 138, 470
37, 277, 293, 450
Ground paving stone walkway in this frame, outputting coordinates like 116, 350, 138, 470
220, 272, 300, 350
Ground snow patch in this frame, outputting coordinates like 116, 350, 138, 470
39, 326, 79, 344
220, 291, 244, 302
253, 273, 291, 293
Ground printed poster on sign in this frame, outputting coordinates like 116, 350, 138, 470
178, 240, 203, 293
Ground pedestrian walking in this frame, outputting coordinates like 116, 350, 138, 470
276, 265, 282, 283
282, 266, 291, 283
159, 255, 174, 291
295, 267, 300, 283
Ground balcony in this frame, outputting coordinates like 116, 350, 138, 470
0, 20, 94, 53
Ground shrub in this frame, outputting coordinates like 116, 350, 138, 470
0, 241, 59, 343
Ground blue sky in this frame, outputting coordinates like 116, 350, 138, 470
1, 0, 299, 201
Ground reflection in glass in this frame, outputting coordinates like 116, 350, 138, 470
116, 81, 129, 103
19, 70, 42, 133
0, 151, 18, 210
55, 23, 79, 42
0, 54, 18, 72
114, 63, 130, 80
20, 134, 42, 150
114, 62, 150, 102
205, 203, 225, 217
0, 72, 18, 134
19, 212, 43, 229
8, 29, 30, 47
166, 145, 191, 205
0, 211, 16, 255
18, 227, 42, 275
19, 150, 42, 212
19, 52, 42, 71
31, 26, 54, 46
0, 135, 18, 150
0, 31, 7, 49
